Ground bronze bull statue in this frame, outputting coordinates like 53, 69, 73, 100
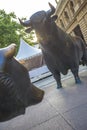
0, 44, 44, 122
19, 3, 87, 88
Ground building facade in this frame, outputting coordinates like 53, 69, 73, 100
56, 0, 87, 43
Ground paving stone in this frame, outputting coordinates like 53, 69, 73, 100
0, 100, 58, 130
46, 76, 87, 113
29, 114, 74, 130
63, 103, 87, 130
0, 70, 87, 130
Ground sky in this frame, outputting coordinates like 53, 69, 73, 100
0, 0, 57, 19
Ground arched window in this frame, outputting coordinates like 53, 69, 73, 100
77, 0, 81, 6
64, 11, 70, 23
70, 0, 75, 14
64, 11, 69, 19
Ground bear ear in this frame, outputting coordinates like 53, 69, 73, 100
51, 15, 58, 21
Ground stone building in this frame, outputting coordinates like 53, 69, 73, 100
56, 0, 87, 43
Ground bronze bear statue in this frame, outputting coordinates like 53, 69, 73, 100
0, 44, 44, 122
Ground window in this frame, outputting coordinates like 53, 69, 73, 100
77, 0, 81, 5
60, 19, 65, 28
70, 0, 75, 14
64, 11, 69, 19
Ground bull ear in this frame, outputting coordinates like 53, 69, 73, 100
51, 15, 58, 21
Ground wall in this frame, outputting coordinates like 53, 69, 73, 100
56, 0, 87, 43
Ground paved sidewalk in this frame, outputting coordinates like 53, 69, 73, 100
0, 70, 87, 130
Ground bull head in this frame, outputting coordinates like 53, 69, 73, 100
0, 44, 44, 122
19, 3, 57, 33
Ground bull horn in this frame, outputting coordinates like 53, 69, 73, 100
18, 18, 31, 27
0, 43, 16, 58
46, 2, 55, 17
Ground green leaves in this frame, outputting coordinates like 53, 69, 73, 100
0, 9, 36, 54
0, 10, 20, 48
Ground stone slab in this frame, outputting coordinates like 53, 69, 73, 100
30, 114, 74, 130
63, 103, 87, 130
0, 69, 87, 130
0, 100, 58, 130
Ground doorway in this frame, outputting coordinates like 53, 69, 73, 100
73, 25, 86, 43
